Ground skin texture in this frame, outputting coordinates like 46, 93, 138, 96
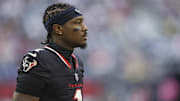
52, 16, 88, 50
12, 16, 88, 101
12, 92, 40, 101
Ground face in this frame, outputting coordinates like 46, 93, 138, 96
61, 16, 88, 49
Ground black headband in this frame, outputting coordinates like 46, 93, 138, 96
45, 7, 82, 32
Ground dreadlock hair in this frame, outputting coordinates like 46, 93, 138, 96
41, 3, 73, 45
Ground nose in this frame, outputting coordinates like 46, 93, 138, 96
82, 23, 88, 32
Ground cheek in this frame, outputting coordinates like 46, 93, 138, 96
64, 30, 80, 41
63, 25, 82, 40
73, 26, 81, 31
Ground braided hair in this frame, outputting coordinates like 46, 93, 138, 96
42, 3, 72, 44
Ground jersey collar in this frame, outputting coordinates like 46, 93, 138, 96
47, 41, 73, 61
45, 43, 78, 69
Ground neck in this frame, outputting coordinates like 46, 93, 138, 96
51, 38, 74, 51
48, 40, 73, 60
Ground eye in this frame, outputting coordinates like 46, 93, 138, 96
74, 20, 82, 24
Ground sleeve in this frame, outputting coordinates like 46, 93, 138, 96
15, 50, 49, 97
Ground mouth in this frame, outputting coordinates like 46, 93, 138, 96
82, 36, 87, 40
82, 31, 88, 40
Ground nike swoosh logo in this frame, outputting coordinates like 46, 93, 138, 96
27, 52, 37, 57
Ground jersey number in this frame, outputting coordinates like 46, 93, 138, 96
73, 89, 82, 101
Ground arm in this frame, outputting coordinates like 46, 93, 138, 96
14, 50, 49, 101
12, 91, 40, 101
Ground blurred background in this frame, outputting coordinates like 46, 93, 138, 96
0, 0, 180, 101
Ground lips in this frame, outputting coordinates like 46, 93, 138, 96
82, 32, 87, 40
82, 36, 87, 40
84, 37, 87, 40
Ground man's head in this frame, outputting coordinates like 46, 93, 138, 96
43, 3, 88, 50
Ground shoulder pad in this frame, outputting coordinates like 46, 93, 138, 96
26, 48, 45, 58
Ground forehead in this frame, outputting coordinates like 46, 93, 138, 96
68, 16, 84, 22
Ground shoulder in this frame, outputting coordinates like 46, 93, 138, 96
19, 48, 50, 73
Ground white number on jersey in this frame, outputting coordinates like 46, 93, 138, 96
73, 89, 82, 101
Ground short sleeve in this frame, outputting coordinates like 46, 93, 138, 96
15, 50, 49, 97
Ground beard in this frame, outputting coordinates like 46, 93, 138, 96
79, 43, 87, 49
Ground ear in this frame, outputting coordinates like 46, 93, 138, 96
52, 24, 63, 35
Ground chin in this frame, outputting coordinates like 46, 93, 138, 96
79, 43, 87, 49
